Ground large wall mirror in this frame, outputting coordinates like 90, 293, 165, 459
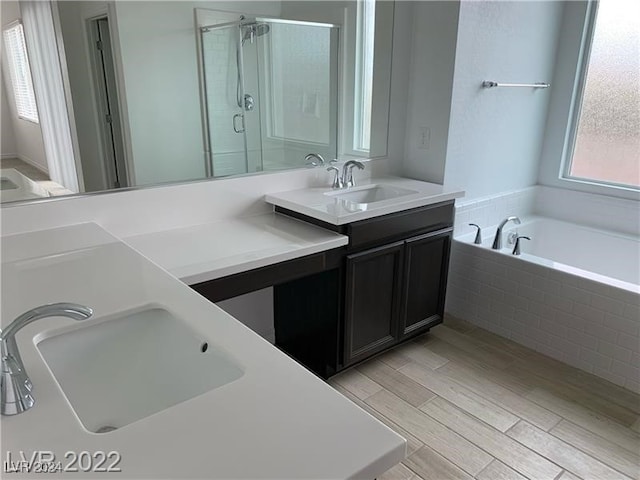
0, 0, 394, 204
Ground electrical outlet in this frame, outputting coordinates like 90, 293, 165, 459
418, 126, 430, 150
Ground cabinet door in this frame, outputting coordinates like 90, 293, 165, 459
343, 241, 403, 366
399, 230, 452, 339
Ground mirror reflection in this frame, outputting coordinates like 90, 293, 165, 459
199, 15, 339, 177
0, 0, 393, 204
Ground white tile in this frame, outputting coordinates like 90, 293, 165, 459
569, 331, 599, 350
518, 284, 546, 303
505, 266, 534, 286
547, 335, 581, 359
571, 303, 605, 323
622, 302, 640, 322
596, 340, 632, 363
539, 318, 566, 337
577, 277, 610, 296
515, 309, 543, 328
584, 321, 619, 344
490, 276, 519, 295
610, 360, 640, 381
607, 286, 638, 304
579, 348, 612, 371
535, 343, 567, 364
545, 293, 574, 313
555, 311, 586, 332
528, 300, 556, 321
590, 294, 626, 316
489, 300, 516, 318
560, 285, 593, 305
478, 283, 505, 302
531, 276, 562, 296
616, 333, 639, 352
605, 313, 640, 336
592, 367, 626, 388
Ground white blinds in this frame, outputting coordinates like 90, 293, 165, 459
3, 22, 39, 123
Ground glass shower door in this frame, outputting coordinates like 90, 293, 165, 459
200, 22, 250, 177
254, 18, 339, 171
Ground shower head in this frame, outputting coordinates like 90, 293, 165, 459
240, 22, 270, 44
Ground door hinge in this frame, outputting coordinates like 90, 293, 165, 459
96, 40, 103, 51
105, 114, 112, 124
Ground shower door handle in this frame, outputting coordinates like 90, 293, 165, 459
233, 113, 245, 133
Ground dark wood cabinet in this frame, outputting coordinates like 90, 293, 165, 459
194, 202, 455, 378
344, 241, 404, 366
342, 229, 452, 367
400, 230, 452, 339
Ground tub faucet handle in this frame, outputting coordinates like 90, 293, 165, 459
468, 223, 482, 244
512, 236, 531, 256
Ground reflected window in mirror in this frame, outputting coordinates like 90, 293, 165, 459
3, 22, 39, 124
354, 0, 375, 153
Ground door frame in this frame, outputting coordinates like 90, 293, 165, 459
86, 15, 128, 188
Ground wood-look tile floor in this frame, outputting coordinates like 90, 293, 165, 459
329, 316, 640, 480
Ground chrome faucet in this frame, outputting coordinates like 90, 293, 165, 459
305, 153, 328, 167
1, 303, 93, 415
341, 160, 365, 188
492, 216, 521, 250
326, 166, 344, 189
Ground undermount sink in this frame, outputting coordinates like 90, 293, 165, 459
36, 307, 244, 433
325, 184, 418, 205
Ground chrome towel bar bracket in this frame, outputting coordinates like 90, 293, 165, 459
482, 81, 550, 89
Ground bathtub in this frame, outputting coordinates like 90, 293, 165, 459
476, 217, 639, 291
0, 168, 49, 203
446, 216, 640, 393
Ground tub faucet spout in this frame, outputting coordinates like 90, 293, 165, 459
492, 216, 521, 250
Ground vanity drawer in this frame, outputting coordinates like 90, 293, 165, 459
347, 201, 454, 250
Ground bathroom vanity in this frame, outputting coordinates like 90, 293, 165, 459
186, 177, 463, 377
1, 223, 404, 478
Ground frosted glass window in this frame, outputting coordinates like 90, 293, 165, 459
3, 22, 39, 123
567, 0, 639, 188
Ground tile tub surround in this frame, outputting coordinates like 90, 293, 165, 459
445, 238, 640, 393
454, 184, 640, 239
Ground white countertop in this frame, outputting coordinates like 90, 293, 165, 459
123, 213, 348, 285
1, 223, 405, 479
265, 176, 465, 225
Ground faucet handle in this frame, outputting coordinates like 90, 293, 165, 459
468, 223, 482, 244
512, 236, 531, 256
327, 166, 343, 189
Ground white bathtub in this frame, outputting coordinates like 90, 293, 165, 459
0, 168, 49, 203
475, 217, 639, 292
447, 216, 640, 393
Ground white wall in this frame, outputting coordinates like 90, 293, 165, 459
402, 1, 459, 184
0, 1, 48, 172
112, 1, 280, 187
1, 79, 17, 157
442, 0, 563, 200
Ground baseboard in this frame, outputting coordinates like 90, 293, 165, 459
1, 153, 19, 160
15, 154, 49, 175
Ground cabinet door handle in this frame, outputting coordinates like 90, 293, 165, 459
233, 113, 245, 133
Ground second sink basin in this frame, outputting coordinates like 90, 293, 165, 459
37, 306, 244, 433
325, 184, 418, 205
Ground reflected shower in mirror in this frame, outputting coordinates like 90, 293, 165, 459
198, 15, 339, 177
0, 0, 393, 204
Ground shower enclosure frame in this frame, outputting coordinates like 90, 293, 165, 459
197, 15, 340, 178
